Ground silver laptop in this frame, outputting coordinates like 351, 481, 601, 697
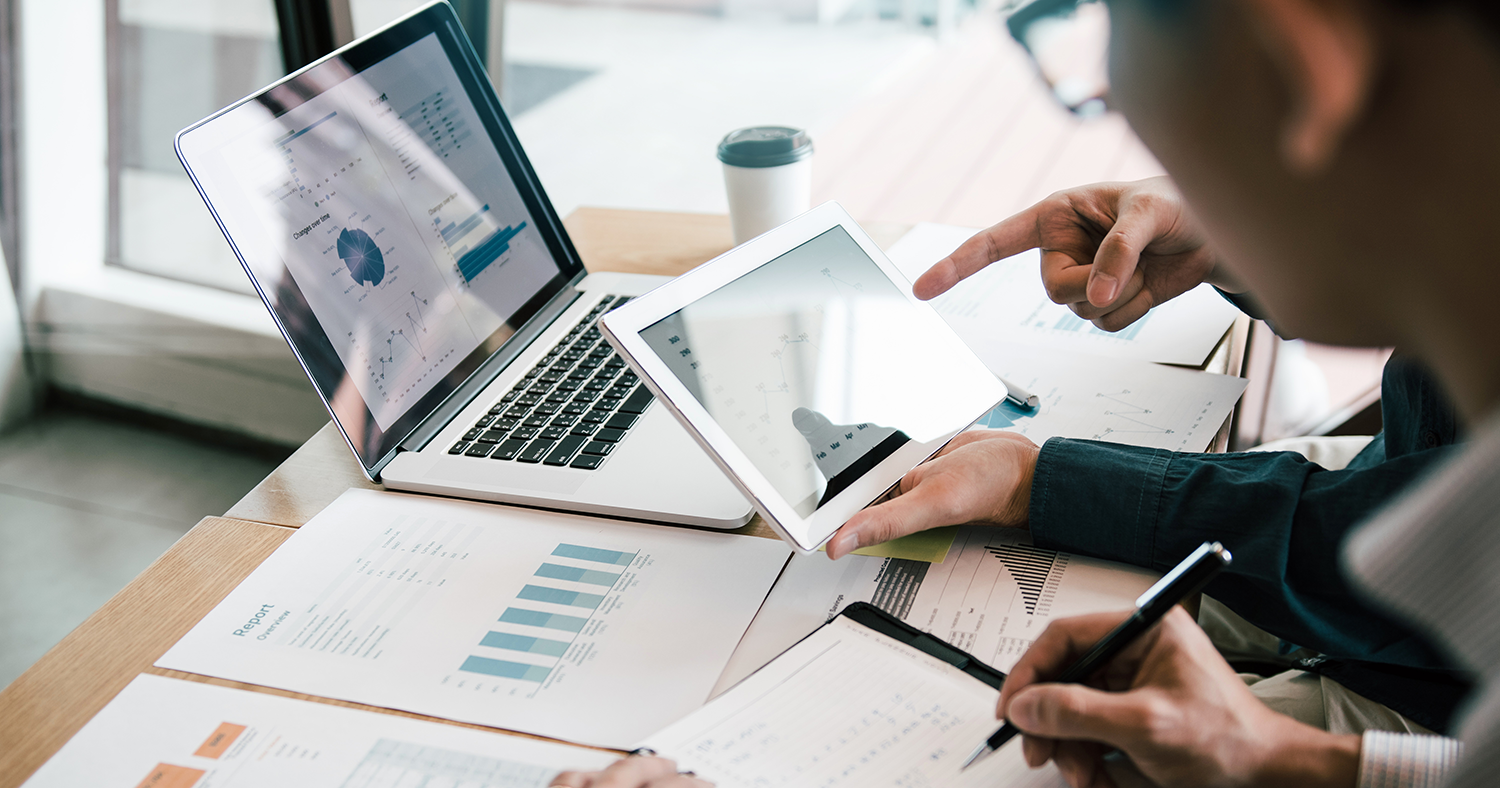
174, 2, 752, 528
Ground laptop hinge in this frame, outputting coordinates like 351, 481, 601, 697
394, 271, 590, 455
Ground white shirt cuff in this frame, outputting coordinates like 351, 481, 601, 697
1358, 730, 1462, 788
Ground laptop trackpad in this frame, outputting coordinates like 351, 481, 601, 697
430, 458, 588, 495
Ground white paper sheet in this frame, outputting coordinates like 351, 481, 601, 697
23, 674, 615, 788
967, 341, 1248, 452
886, 223, 1242, 367
157, 489, 790, 747
650, 617, 1068, 788
712, 526, 1158, 695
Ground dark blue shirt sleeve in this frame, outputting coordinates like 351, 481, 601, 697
1026, 355, 1462, 671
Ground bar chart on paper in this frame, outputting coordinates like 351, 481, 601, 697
157, 490, 790, 745
458, 544, 637, 693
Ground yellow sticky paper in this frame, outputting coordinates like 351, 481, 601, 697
821, 525, 959, 564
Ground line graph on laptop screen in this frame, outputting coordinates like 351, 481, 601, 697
222, 33, 556, 430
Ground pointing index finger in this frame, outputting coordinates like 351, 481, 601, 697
912, 206, 1044, 300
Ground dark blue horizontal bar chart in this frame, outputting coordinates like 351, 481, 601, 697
480, 631, 570, 657
517, 584, 604, 609
535, 563, 620, 587
455, 221, 527, 282
499, 607, 587, 633
460, 656, 552, 683
552, 544, 634, 566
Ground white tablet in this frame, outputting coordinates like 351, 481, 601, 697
600, 202, 1005, 553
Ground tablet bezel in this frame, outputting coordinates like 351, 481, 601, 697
599, 202, 1006, 553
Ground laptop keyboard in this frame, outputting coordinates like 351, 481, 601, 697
446, 296, 652, 471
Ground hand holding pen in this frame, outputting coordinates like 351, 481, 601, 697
964, 541, 1232, 772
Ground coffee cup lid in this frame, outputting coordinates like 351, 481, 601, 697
717, 127, 813, 168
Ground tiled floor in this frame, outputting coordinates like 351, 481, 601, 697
0, 407, 287, 690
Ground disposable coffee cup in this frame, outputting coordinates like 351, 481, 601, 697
718, 127, 814, 245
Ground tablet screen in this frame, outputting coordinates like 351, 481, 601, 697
639, 226, 993, 517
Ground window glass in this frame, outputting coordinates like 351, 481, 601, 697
111, 0, 283, 293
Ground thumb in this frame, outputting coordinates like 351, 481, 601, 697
1006, 684, 1153, 752
826, 479, 955, 559
1088, 199, 1175, 308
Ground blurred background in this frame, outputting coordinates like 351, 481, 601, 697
0, 0, 1383, 690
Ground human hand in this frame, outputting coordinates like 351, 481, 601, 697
550, 756, 712, 788
997, 608, 1360, 788
915, 177, 1237, 332
825, 431, 1039, 560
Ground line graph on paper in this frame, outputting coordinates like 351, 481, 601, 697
1092, 389, 1176, 440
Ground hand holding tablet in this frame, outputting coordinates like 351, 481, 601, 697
600, 203, 1006, 553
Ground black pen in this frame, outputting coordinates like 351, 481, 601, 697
961, 541, 1233, 771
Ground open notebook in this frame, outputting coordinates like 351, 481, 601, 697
640, 603, 1068, 787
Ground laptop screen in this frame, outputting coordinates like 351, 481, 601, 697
177, 4, 583, 472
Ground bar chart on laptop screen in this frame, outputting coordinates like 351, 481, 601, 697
451, 543, 640, 698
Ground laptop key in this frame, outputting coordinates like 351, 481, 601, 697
619, 386, 654, 415
594, 427, 626, 443
462, 427, 482, 441
511, 427, 538, 441
490, 438, 527, 461
465, 442, 494, 458
605, 413, 637, 431
523, 415, 549, 429
540, 425, 569, 441
476, 415, 496, 428
517, 439, 555, 463
545, 390, 571, 404
582, 440, 613, 456
533, 402, 560, 416
543, 435, 588, 466
449, 441, 470, 455
572, 390, 598, 403
570, 453, 605, 470
562, 402, 588, 415
551, 414, 577, 427
478, 429, 509, 443
570, 422, 598, 437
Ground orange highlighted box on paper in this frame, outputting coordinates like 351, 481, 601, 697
193, 722, 247, 759
133, 763, 205, 788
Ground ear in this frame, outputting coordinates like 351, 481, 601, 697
1244, 0, 1379, 174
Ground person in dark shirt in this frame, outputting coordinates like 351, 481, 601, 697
824, 177, 1469, 732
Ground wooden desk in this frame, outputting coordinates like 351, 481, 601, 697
0, 208, 1247, 787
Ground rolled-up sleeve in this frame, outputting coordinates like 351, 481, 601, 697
1026, 436, 1457, 669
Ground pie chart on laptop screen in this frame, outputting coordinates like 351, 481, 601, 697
339, 227, 385, 286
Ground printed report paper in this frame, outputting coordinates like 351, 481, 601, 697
886, 223, 1242, 367
157, 489, 791, 747
650, 616, 1068, 788
968, 341, 1248, 453
713, 526, 1158, 695
22, 674, 615, 788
